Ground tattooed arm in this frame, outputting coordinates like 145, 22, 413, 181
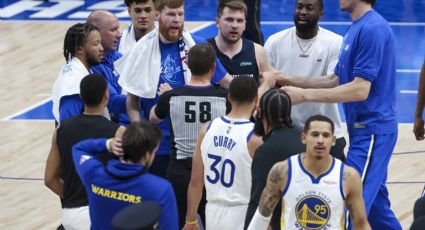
259, 161, 288, 216
343, 166, 371, 230
247, 161, 288, 230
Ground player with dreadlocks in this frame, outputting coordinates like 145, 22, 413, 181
245, 89, 305, 229
52, 22, 104, 123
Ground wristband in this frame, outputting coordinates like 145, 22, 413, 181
185, 219, 197, 225
106, 139, 113, 152
247, 209, 271, 230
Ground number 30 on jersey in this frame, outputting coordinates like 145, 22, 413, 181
206, 153, 235, 188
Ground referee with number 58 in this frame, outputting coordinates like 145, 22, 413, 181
150, 43, 229, 228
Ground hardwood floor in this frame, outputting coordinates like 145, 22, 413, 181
0, 21, 423, 229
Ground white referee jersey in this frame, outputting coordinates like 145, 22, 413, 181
281, 154, 345, 230
201, 116, 254, 205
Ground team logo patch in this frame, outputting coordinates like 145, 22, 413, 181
295, 195, 330, 229
239, 61, 252, 67
79, 155, 92, 165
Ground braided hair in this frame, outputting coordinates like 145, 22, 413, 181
254, 88, 293, 136
63, 23, 99, 63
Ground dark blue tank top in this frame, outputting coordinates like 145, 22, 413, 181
208, 37, 259, 82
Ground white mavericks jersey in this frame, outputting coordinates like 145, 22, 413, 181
281, 154, 345, 230
201, 116, 254, 205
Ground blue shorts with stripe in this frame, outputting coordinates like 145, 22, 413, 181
346, 133, 401, 230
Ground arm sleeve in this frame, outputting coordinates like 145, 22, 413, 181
59, 95, 84, 122
157, 183, 179, 230
352, 25, 387, 82
72, 138, 108, 183
154, 91, 172, 119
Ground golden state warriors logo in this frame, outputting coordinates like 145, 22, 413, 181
295, 195, 330, 229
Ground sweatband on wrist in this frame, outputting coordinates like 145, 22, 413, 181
185, 219, 197, 225
106, 139, 113, 152
247, 209, 272, 230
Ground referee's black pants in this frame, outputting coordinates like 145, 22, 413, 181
166, 158, 207, 229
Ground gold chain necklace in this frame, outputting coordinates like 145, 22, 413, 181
295, 32, 318, 58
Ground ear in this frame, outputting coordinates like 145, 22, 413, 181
301, 132, 307, 144
254, 95, 259, 106
319, 10, 324, 18
127, 7, 131, 15
256, 108, 262, 119
215, 17, 220, 28
210, 62, 217, 75
331, 135, 336, 146
227, 95, 233, 104
155, 10, 160, 20
75, 46, 84, 55
104, 89, 110, 103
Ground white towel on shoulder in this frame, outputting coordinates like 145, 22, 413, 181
52, 58, 89, 122
118, 24, 136, 56
52, 57, 110, 123
115, 28, 196, 98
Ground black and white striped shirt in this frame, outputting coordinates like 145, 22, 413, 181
155, 84, 229, 160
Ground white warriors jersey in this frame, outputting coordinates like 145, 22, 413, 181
201, 116, 254, 205
281, 154, 345, 230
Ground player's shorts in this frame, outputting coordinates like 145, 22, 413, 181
205, 202, 248, 230
62, 206, 90, 230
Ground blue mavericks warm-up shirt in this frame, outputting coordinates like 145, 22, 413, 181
72, 138, 179, 230
334, 10, 398, 135
91, 51, 129, 125
59, 51, 128, 123
140, 34, 227, 156
59, 95, 84, 122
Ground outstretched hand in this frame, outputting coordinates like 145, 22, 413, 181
280, 86, 306, 105
260, 70, 278, 87
158, 83, 172, 96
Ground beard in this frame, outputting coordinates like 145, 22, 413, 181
86, 52, 102, 66
159, 21, 183, 42
294, 15, 319, 34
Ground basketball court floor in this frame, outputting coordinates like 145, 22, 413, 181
0, 0, 424, 229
